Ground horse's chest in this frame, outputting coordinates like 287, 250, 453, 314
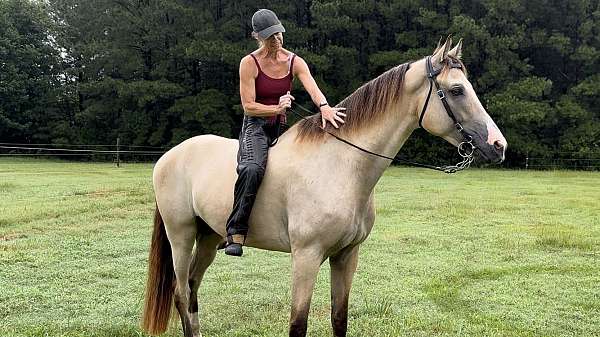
288, 198, 375, 252
347, 212, 375, 246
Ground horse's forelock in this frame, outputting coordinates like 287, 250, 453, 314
439, 56, 468, 78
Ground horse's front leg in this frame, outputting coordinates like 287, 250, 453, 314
289, 247, 324, 337
329, 245, 359, 337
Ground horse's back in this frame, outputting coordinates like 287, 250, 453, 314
154, 134, 238, 190
153, 134, 238, 236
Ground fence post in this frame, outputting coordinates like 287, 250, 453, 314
525, 152, 528, 170
116, 137, 120, 167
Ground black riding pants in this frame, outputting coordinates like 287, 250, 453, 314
226, 116, 282, 238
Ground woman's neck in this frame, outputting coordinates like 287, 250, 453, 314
258, 47, 284, 60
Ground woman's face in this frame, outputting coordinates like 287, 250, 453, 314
265, 32, 283, 50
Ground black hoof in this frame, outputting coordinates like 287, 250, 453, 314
224, 243, 243, 257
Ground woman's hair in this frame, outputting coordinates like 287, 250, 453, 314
251, 31, 264, 48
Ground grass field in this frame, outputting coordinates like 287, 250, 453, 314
0, 158, 599, 337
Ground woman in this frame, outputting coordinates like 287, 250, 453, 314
225, 8, 347, 256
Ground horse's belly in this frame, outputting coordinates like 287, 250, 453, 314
244, 173, 291, 252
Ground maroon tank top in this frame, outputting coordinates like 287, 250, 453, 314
250, 53, 296, 125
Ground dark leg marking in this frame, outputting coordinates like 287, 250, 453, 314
331, 300, 349, 337
175, 295, 193, 337
289, 307, 309, 337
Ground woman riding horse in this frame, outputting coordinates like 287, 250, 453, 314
224, 9, 347, 256
142, 35, 507, 337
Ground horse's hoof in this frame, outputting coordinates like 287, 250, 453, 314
224, 243, 243, 256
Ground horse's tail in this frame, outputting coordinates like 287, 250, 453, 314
141, 203, 175, 335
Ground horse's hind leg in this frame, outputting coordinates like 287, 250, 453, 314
329, 246, 359, 337
165, 218, 197, 337
188, 222, 222, 337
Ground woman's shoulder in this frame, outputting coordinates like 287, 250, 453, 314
241, 52, 258, 62
239, 55, 259, 78
284, 50, 306, 64
240, 53, 261, 67
281, 48, 297, 59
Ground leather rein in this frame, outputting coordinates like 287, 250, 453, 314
288, 56, 476, 174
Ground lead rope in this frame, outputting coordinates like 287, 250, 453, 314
288, 101, 475, 174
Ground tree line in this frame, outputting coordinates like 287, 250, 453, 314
0, 0, 598, 167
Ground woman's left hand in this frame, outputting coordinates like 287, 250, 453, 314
320, 105, 347, 129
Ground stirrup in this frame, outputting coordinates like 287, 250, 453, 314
225, 234, 245, 257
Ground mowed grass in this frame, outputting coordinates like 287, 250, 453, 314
0, 158, 599, 337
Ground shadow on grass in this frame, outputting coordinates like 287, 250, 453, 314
534, 227, 597, 250
422, 264, 597, 337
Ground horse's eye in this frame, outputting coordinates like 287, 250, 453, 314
450, 86, 464, 96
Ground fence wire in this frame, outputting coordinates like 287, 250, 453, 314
525, 154, 600, 170
2, 143, 600, 171
0, 142, 167, 164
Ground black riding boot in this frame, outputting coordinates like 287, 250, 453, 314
225, 162, 265, 256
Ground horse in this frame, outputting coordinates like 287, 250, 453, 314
141, 37, 507, 337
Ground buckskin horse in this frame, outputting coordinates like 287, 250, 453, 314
141, 37, 507, 337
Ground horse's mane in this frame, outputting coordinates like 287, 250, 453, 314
294, 56, 466, 143
295, 63, 411, 142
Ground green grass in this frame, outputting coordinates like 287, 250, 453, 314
1, 158, 599, 337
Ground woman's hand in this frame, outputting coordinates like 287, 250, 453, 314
277, 91, 294, 114
320, 105, 347, 128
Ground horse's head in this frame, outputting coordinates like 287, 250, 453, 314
411, 37, 507, 164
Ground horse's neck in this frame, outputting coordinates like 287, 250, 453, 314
283, 103, 417, 205
339, 108, 417, 192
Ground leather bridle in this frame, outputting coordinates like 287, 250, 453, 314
418, 56, 476, 160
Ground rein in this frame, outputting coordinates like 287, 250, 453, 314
287, 57, 476, 174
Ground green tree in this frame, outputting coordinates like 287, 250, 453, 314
2, 0, 595, 167
0, 0, 63, 143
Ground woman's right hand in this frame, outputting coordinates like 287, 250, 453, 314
277, 91, 295, 114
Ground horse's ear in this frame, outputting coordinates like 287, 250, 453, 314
435, 36, 443, 52
448, 38, 463, 59
432, 35, 452, 67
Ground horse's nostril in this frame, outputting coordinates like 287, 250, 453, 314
494, 140, 504, 151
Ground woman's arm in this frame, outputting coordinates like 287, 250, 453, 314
239, 56, 292, 117
294, 56, 346, 128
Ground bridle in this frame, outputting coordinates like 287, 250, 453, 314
417, 55, 476, 171
287, 56, 476, 174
